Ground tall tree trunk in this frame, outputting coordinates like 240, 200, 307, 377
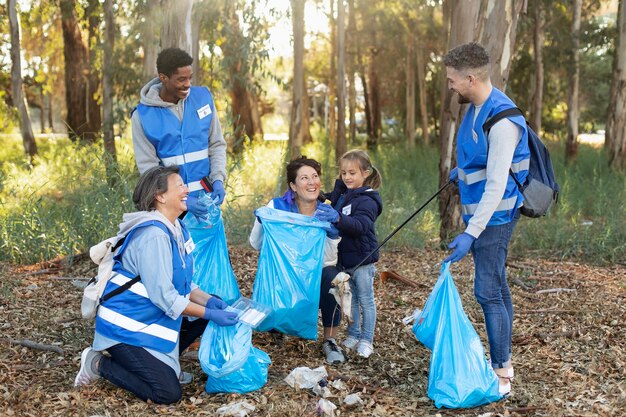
336, 0, 347, 159
328, 0, 337, 144
102, 0, 117, 182
60, 0, 90, 142
85, 0, 102, 142
47, 92, 54, 131
438, 0, 481, 240
607, 0, 626, 170
406, 31, 416, 147
529, 0, 545, 132
565, 0, 582, 164
142, 0, 161, 80
347, 0, 357, 145
160, 0, 192, 52
40, 87, 45, 133
289, 0, 307, 158
8, 0, 37, 162
191, 1, 202, 81
367, 33, 381, 148
416, 45, 429, 144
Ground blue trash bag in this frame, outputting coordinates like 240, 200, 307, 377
412, 262, 502, 409
199, 320, 271, 394
251, 206, 328, 340
183, 208, 241, 304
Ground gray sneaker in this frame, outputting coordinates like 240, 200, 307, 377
179, 371, 193, 385
322, 339, 346, 364
74, 347, 102, 387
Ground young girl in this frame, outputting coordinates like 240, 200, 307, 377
314, 150, 383, 358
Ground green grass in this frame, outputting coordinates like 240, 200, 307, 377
0, 131, 623, 265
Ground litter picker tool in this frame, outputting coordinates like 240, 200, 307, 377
345, 180, 453, 275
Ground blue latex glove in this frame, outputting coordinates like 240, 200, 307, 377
203, 308, 238, 326
444, 232, 475, 263
325, 224, 340, 239
185, 194, 210, 219
314, 203, 340, 223
210, 180, 226, 205
206, 296, 227, 310
449, 167, 458, 182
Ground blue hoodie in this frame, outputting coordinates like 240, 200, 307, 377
326, 179, 383, 268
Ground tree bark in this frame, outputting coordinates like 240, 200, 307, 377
416, 45, 429, 144
102, 0, 117, 182
289, 0, 307, 159
328, 0, 337, 144
367, 37, 381, 148
142, 0, 161, 80
529, 0, 545, 132
336, 0, 347, 159
160, 0, 192, 52
607, 0, 626, 170
438, 0, 481, 240
60, 0, 91, 142
85, 0, 102, 142
347, 0, 357, 145
565, 0, 582, 164
406, 32, 416, 147
9, 0, 37, 162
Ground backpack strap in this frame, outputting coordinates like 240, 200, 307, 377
482, 107, 526, 190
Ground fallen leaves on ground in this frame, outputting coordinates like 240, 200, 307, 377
1, 247, 624, 416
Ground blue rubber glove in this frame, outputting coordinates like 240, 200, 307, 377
203, 308, 238, 326
449, 167, 458, 182
206, 296, 227, 310
444, 232, 475, 263
210, 180, 226, 205
314, 203, 340, 223
185, 194, 210, 219
325, 224, 340, 239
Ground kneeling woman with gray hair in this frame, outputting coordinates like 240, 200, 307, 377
74, 165, 237, 404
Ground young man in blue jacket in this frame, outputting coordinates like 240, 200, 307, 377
443, 42, 530, 396
132, 47, 227, 218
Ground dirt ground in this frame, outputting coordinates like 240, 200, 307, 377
1, 247, 624, 417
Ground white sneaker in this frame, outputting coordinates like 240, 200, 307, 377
322, 339, 346, 364
356, 340, 373, 358
74, 347, 102, 387
179, 371, 193, 385
342, 336, 359, 350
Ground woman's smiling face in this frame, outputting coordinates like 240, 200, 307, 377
290, 165, 321, 204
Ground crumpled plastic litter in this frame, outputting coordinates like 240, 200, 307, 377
284, 366, 328, 390
312, 384, 331, 398
216, 400, 256, 417
329, 272, 352, 320
330, 379, 347, 391
343, 393, 364, 406
316, 398, 337, 416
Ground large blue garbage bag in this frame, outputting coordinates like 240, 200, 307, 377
251, 206, 327, 340
412, 262, 502, 409
199, 320, 271, 394
183, 210, 241, 304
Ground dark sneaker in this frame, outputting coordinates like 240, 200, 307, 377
322, 339, 346, 364
74, 347, 102, 387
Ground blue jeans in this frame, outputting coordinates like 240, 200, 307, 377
346, 264, 376, 343
320, 266, 342, 328
98, 317, 207, 404
471, 212, 519, 369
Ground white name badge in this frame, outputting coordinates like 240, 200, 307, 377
342, 205, 352, 216
197, 104, 212, 119
184, 238, 195, 254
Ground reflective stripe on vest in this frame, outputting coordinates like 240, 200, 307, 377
457, 87, 530, 226
137, 86, 214, 197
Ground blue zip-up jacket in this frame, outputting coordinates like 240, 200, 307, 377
326, 179, 383, 268
95, 220, 193, 353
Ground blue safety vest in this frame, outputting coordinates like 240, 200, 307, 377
137, 86, 214, 196
457, 87, 530, 226
95, 221, 194, 353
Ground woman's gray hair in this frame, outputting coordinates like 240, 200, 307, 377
133, 165, 181, 211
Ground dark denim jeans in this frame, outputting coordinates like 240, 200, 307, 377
98, 317, 208, 404
471, 212, 519, 369
320, 266, 342, 328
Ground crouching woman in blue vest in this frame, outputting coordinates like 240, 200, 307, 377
74, 166, 237, 404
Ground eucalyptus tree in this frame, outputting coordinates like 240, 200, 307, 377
289, 0, 308, 158
565, 0, 583, 164
607, 0, 625, 170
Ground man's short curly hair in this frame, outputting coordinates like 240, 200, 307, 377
443, 42, 490, 77
156, 47, 193, 77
